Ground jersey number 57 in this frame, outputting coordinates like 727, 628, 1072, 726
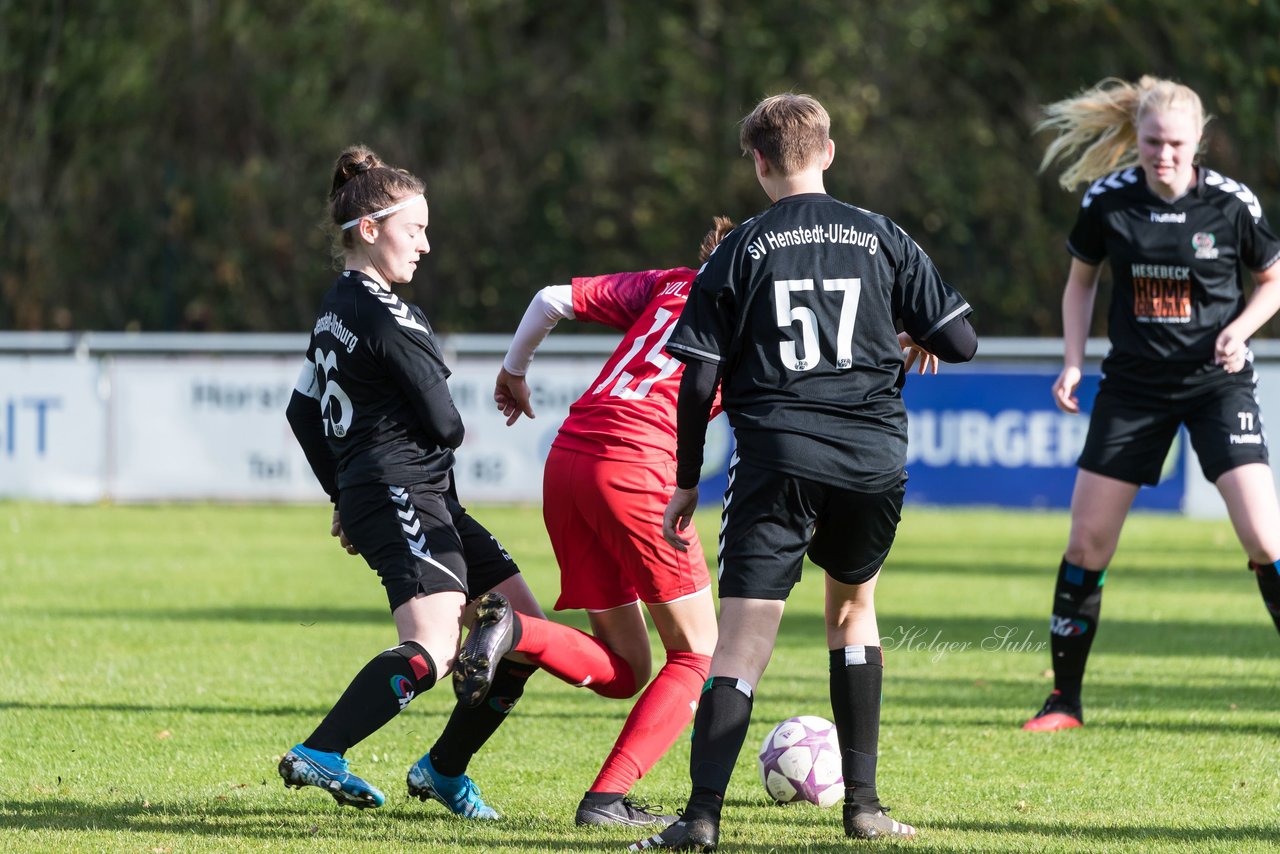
774, 278, 862, 371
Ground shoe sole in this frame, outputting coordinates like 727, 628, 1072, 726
407, 779, 444, 805
454, 593, 512, 707
1022, 712, 1083, 732
628, 836, 717, 852
627, 835, 717, 851
278, 754, 382, 809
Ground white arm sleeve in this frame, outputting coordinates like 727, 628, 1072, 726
502, 284, 575, 376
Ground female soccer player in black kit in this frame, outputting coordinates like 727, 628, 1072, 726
632, 94, 977, 851
1023, 77, 1280, 732
276, 145, 545, 817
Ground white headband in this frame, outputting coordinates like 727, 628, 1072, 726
340, 194, 424, 230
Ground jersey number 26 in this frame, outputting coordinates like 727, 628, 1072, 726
314, 348, 354, 438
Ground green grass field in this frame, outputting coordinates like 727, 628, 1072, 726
1, 502, 1277, 853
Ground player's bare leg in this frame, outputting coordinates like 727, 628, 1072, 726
395, 590, 466, 670
825, 571, 879, 648
648, 589, 719, 657
1063, 470, 1140, 569
588, 602, 654, 686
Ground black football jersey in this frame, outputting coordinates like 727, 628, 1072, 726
666, 192, 972, 490
1068, 166, 1280, 382
295, 271, 459, 490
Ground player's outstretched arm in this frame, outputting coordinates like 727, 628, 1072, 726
496, 285, 577, 424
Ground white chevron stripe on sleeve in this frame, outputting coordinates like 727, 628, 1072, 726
1081, 177, 1106, 208
362, 283, 431, 334
1204, 169, 1264, 219
1081, 168, 1137, 208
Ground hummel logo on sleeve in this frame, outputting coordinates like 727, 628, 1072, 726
361, 281, 431, 335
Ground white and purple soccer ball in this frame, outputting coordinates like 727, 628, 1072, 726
757, 715, 843, 807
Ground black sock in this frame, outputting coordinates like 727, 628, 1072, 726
685, 676, 753, 823
1049, 558, 1105, 703
428, 658, 535, 776
304, 641, 436, 755
829, 645, 882, 809
1250, 560, 1280, 634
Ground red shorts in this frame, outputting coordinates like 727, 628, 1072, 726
543, 445, 710, 612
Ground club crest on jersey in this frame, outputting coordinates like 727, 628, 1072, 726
1192, 232, 1219, 259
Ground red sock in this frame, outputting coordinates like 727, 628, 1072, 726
513, 615, 638, 699
590, 650, 711, 794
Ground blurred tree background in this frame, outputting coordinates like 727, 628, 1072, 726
1, 0, 1278, 336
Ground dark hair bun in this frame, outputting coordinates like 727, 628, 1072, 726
331, 146, 384, 198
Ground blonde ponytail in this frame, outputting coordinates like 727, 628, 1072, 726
1037, 76, 1206, 190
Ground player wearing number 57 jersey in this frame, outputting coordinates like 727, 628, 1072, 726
634, 94, 976, 852
669, 195, 971, 494
464, 220, 735, 828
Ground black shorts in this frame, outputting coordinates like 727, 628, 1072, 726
716, 456, 905, 600
337, 481, 520, 611
1079, 371, 1269, 486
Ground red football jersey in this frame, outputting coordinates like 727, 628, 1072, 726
553, 267, 717, 461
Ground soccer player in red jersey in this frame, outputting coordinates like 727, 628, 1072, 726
453, 220, 734, 827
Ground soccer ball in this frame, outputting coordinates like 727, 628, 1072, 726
757, 715, 843, 807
